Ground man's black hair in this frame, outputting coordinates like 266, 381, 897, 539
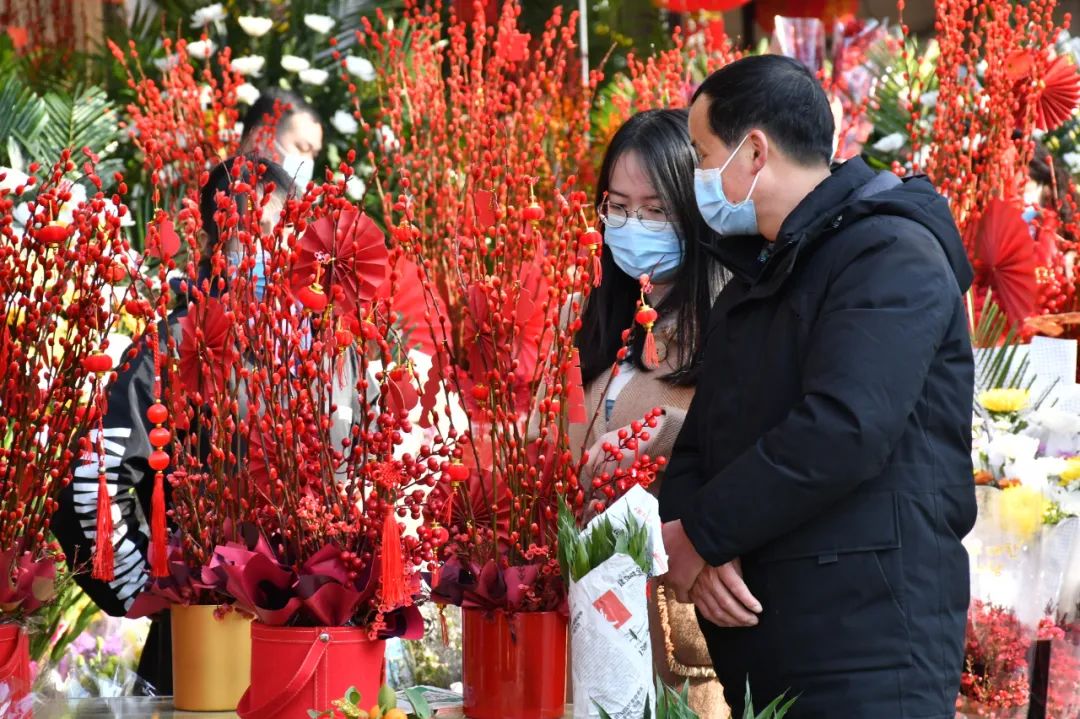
692, 55, 834, 166
240, 88, 323, 144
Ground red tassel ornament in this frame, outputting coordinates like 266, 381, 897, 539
150, 472, 168, 578
635, 303, 660, 370
380, 506, 407, 609
92, 473, 114, 581
147, 398, 170, 578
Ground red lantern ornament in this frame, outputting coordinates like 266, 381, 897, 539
82, 353, 113, 374
149, 450, 170, 472
297, 281, 329, 313
523, 203, 545, 222
635, 300, 661, 371
447, 462, 470, 482
581, 226, 603, 288
37, 223, 69, 245
147, 403, 169, 425
149, 427, 171, 448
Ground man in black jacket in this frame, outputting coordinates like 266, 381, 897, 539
660, 55, 977, 717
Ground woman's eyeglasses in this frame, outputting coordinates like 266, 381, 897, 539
598, 200, 670, 232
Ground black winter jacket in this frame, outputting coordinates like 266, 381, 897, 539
660, 158, 977, 718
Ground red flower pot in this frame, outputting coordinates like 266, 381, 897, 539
0, 624, 31, 718
236, 624, 386, 719
462, 609, 567, 719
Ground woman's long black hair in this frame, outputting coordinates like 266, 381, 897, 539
197, 155, 294, 283
576, 108, 719, 387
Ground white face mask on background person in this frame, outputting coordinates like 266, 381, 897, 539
693, 133, 761, 237
603, 219, 683, 282
278, 144, 314, 188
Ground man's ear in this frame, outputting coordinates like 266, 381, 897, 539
748, 129, 769, 174
197, 228, 210, 255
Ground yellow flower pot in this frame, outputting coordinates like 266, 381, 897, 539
171, 604, 252, 712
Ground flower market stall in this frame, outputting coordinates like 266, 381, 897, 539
1, 0, 1080, 717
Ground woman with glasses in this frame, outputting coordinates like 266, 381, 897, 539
572, 108, 728, 716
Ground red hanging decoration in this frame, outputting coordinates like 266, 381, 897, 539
580, 224, 603, 288
150, 472, 168, 578
147, 397, 170, 579
92, 472, 114, 581
380, 506, 407, 609
635, 301, 660, 370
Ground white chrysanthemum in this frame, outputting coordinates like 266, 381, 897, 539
303, 14, 335, 34
345, 176, 366, 201
238, 15, 273, 37
1064, 152, 1080, 175
236, 83, 261, 105
187, 39, 217, 59
281, 55, 311, 73
872, 132, 905, 154
344, 55, 376, 82
190, 3, 226, 27
377, 125, 400, 152
986, 432, 1041, 469
153, 54, 180, 73
231, 55, 266, 77
0, 167, 30, 194
331, 110, 359, 135
298, 68, 329, 86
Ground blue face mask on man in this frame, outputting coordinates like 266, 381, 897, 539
604, 218, 683, 282
694, 134, 761, 237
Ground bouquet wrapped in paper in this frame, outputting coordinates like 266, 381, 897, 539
558, 486, 667, 719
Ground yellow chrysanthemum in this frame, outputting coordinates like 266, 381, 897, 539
1060, 457, 1080, 485
978, 388, 1031, 414
997, 484, 1051, 539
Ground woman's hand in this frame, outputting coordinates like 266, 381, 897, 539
580, 413, 667, 482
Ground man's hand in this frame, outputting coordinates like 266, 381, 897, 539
662, 520, 706, 602
690, 559, 763, 628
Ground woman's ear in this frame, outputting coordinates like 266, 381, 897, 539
197, 228, 210, 256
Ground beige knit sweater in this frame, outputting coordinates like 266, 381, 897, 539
570, 318, 729, 718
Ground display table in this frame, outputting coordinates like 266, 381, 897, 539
35, 697, 574, 718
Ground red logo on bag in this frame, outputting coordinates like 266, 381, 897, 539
593, 590, 632, 629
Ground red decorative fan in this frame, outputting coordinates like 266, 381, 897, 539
495, 29, 530, 63
1034, 55, 1080, 131
1009, 51, 1080, 131
460, 263, 549, 412
653, 0, 749, 10
179, 298, 239, 397
146, 211, 181, 260
376, 255, 447, 356
966, 199, 1038, 327
291, 208, 388, 316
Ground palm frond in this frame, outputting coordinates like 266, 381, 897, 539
0, 71, 47, 168
19, 86, 120, 161
970, 291, 1034, 391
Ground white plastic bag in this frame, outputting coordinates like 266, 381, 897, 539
569, 486, 667, 719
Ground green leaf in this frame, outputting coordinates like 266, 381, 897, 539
403, 687, 433, 719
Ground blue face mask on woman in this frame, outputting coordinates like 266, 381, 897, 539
604, 218, 683, 282
693, 134, 760, 237
227, 250, 268, 300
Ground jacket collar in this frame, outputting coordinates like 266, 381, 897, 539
701, 158, 882, 298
